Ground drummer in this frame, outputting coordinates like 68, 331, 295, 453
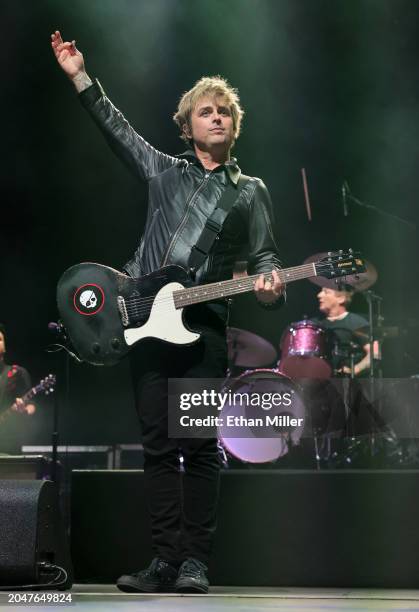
313, 285, 371, 377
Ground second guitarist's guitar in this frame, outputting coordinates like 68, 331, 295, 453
0, 374, 56, 426
56, 250, 365, 366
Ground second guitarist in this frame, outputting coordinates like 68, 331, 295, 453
0, 323, 36, 454
51, 30, 284, 594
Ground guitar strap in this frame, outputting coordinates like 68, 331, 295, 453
188, 174, 250, 278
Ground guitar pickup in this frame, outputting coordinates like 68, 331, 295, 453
117, 296, 129, 327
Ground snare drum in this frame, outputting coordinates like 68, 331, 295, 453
218, 369, 305, 463
279, 320, 332, 379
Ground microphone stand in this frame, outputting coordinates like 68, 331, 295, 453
342, 184, 414, 377
361, 289, 383, 380
341, 183, 415, 382
46, 324, 74, 485
51, 388, 59, 484
345, 191, 416, 232
340, 186, 411, 463
50, 352, 70, 484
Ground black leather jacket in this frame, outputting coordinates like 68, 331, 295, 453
79, 80, 283, 319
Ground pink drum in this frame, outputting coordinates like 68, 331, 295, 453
218, 369, 305, 463
279, 320, 332, 379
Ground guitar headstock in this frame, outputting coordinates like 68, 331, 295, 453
11, 374, 57, 415
314, 250, 366, 281
33, 374, 56, 397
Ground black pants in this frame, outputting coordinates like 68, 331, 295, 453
130, 314, 227, 565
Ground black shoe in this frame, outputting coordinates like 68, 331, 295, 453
175, 558, 209, 594
116, 557, 178, 593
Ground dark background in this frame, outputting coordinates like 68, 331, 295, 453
1, 0, 418, 447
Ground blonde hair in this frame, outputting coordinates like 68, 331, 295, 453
173, 75, 244, 144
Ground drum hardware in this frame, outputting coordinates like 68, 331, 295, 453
313, 436, 321, 467
217, 369, 344, 469
217, 369, 305, 465
226, 327, 277, 369
332, 434, 404, 469
355, 290, 393, 464
222, 262, 408, 468
313, 434, 340, 468
302, 253, 402, 465
330, 341, 359, 379
278, 320, 332, 379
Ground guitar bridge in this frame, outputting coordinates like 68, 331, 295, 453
117, 296, 129, 327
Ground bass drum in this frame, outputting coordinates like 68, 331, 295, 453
279, 320, 332, 379
218, 369, 305, 464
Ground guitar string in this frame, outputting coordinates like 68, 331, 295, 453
122, 267, 313, 317
121, 263, 356, 321
122, 264, 354, 317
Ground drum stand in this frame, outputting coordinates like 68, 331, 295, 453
338, 292, 401, 467
335, 186, 415, 465
362, 290, 399, 456
313, 433, 334, 470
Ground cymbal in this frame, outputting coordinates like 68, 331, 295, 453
303, 252, 377, 292
353, 326, 400, 341
227, 327, 277, 367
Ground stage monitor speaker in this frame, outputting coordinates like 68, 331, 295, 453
0, 455, 52, 480
0, 480, 72, 590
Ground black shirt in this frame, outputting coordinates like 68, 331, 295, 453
0, 362, 32, 454
312, 312, 369, 370
0, 362, 31, 412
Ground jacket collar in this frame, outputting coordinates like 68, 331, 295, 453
177, 149, 241, 186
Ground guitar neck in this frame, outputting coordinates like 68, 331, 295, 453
21, 388, 35, 405
173, 263, 317, 308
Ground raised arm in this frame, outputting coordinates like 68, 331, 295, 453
51, 30, 92, 93
50, 30, 180, 182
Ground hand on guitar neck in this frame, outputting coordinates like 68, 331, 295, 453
11, 397, 36, 416
3, 375, 55, 424
254, 269, 283, 304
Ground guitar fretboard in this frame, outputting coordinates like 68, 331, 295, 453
173, 263, 317, 308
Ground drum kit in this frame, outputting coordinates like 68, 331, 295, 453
218, 254, 385, 468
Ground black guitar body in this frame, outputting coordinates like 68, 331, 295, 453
57, 263, 190, 366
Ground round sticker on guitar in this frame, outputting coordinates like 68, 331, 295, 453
74, 283, 105, 316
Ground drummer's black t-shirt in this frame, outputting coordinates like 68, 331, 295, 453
311, 311, 369, 370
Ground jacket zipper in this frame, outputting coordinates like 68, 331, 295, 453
160, 171, 211, 267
